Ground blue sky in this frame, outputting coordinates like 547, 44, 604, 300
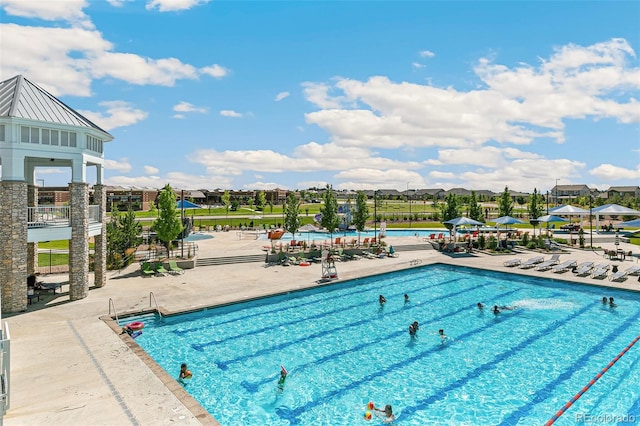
1, 0, 639, 193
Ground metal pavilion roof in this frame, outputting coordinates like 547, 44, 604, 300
0, 75, 112, 139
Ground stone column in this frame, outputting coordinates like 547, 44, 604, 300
27, 185, 38, 275
69, 182, 89, 300
93, 184, 107, 288
0, 181, 28, 313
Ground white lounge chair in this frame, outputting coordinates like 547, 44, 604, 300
518, 256, 545, 269
534, 254, 562, 271
503, 258, 522, 267
552, 259, 577, 273
625, 265, 640, 276
590, 264, 610, 279
609, 269, 629, 282
572, 262, 594, 277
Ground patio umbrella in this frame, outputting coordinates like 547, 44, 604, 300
443, 217, 484, 227
493, 216, 524, 226
548, 205, 589, 214
618, 218, 640, 228
536, 215, 568, 223
176, 200, 201, 209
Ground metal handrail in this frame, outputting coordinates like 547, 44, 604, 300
108, 298, 119, 324
149, 292, 162, 320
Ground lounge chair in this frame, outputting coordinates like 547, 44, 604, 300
625, 265, 640, 276
141, 262, 155, 277
544, 239, 561, 251
552, 259, 577, 273
572, 262, 594, 277
534, 254, 562, 271
168, 260, 184, 274
503, 258, 522, 267
362, 238, 370, 247
155, 262, 168, 275
590, 264, 610, 279
609, 268, 629, 282
36, 282, 62, 293
518, 256, 545, 269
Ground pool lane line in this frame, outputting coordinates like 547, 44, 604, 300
395, 301, 599, 424
239, 289, 521, 392
218, 282, 510, 371
193, 278, 493, 353
68, 320, 140, 426
277, 301, 597, 424
171, 273, 466, 336
208, 281, 511, 371
273, 308, 529, 423
501, 308, 640, 424
544, 332, 640, 425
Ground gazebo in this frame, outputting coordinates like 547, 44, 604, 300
0, 75, 113, 313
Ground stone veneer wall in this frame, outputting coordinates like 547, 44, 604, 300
0, 181, 28, 313
27, 185, 38, 275
69, 182, 89, 300
93, 185, 107, 288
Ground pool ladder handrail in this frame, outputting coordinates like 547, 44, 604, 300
149, 292, 162, 320
108, 298, 119, 324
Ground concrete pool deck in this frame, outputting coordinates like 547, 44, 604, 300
4, 231, 639, 425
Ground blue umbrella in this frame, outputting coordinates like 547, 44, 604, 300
536, 215, 568, 223
493, 216, 524, 225
177, 200, 201, 209
443, 217, 484, 226
619, 218, 640, 228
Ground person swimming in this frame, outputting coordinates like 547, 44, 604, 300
602, 296, 608, 304
492, 305, 500, 315
404, 294, 410, 304
379, 295, 387, 306
373, 404, 395, 423
409, 323, 417, 338
477, 302, 484, 310
412, 321, 419, 331
609, 297, 617, 308
178, 363, 193, 385
277, 365, 288, 392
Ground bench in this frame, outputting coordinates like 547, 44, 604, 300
27, 293, 40, 305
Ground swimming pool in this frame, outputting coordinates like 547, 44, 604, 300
124, 265, 640, 425
259, 229, 441, 241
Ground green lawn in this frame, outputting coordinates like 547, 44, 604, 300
38, 252, 68, 266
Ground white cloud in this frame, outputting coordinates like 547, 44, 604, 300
243, 181, 284, 190
590, 164, 640, 180
104, 158, 132, 173
419, 50, 435, 58
1, 0, 93, 28
220, 110, 243, 118
302, 82, 344, 109
78, 101, 148, 131
107, 0, 132, 6
412, 62, 426, 69
275, 91, 290, 102
201, 64, 229, 78
144, 165, 160, 175
0, 23, 228, 97
173, 101, 207, 113
145, 0, 211, 12
173, 114, 185, 119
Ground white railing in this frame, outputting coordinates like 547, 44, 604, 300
0, 321, 11, 414
27, 205, 101, 228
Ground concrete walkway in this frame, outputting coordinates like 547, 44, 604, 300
3, 231, 638, 425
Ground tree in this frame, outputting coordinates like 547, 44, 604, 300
106, 208, 143, 269
528, 188, 544, 220
257, 191, 267, 211
468, 191, 484, 222
153, 184, 183, 256
106, 209, 124, 269
353, 190, 370, 244
442, 193, 460, 222
222, 190, 231, 218
120, 209, 143, 253
320, 185, 340, 245
516, 196, 526, 211
247, 197, 255, 210
498, 186, 513, 217
148, 200, 157, 215
284, 192, 302, 238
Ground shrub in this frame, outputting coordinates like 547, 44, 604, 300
526, 241, 538, 249
522, 232, 529, 246
488, 236, 498, 250
478, 235, 486, 249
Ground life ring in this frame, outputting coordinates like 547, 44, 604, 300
299, 261, 310, 267
127, 321, 145, 331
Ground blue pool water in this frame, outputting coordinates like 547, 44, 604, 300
259, 229, 441, 241
125, 265, 640, 425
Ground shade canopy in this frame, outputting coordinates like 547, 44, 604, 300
443, 216, 484, 226
493, 216, 525, 225
549, 205, 589, 215
592, 204, 640, 215
177, 200, 201, 209
535, 215, 568, 223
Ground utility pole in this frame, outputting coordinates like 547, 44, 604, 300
407, 183, 412, 229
